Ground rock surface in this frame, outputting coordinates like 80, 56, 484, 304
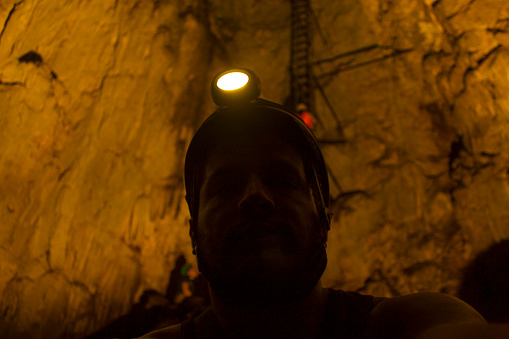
0, 0, 508, 338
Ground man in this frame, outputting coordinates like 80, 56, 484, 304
139, 71, 509, 338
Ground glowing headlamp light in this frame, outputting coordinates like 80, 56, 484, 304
211, 68, 261, 107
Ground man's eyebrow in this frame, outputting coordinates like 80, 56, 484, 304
269, 159, 304, 175
204, 159, 305, 182
204, 166, 239, 183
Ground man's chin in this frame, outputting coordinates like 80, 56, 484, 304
241, 245, 297, 271
197, 242, 325, 301
204, 260, 311, 302
209, 274, 306, 302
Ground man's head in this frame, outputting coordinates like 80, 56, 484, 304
184, 98, 330, 300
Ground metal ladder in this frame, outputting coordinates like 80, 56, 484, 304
290, 0, 312, 112
290, 0, 345, 196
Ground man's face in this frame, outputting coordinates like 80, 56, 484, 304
194, 133, 324, 298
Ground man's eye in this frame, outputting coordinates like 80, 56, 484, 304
212, 183, 235, 195
282, 179, 298, 188
207, 179, 241, 197
271, 176, 299, 190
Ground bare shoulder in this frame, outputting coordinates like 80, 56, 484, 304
135, 323, 182, 339
371, 292, 485, 320
364, 292, 486, 339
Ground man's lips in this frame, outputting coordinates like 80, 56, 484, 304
233, 219, 291, 238
226, 220, 296, 251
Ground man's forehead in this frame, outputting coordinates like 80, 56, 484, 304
203, 135, 306, 176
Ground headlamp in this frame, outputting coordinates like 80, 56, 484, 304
211, 68, 261, 107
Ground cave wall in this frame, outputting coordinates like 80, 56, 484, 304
0, 0, 508, 338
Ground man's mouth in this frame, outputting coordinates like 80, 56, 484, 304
237, 219, 291, 236
233, 228, 292, 254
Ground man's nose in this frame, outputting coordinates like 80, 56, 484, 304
238, 175, 275, 220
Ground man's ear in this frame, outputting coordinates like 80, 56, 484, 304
321, 229, 328, 246
189, 218, 197, 254
320, 207, 330, 244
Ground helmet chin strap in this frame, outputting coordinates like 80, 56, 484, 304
272, 242, 327, 301
292, 241, 328, 297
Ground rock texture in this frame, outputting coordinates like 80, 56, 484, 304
0, 0, 508, 338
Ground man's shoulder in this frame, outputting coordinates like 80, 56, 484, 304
325, 288, 384, 312
364, 292, 486, 339
369, 292, 485, 320
136, 323, 182, 339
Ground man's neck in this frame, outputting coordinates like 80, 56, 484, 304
204, 282, 329, 339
